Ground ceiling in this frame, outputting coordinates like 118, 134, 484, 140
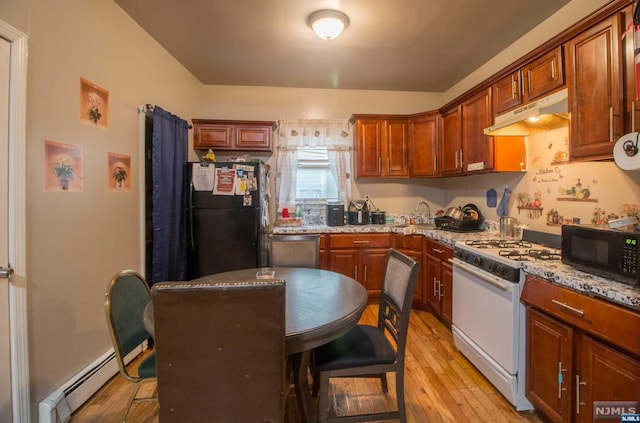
114, 0, 571, 93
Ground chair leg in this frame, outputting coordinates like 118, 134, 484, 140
311, 352, 320, 397
380, 372, 389, 393
396, 370, 407, 423
317, 372, 331, 423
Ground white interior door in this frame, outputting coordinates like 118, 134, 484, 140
0, 35, 12, 423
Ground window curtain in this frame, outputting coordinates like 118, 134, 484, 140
276, 119, 352, 212
151, 106, 189, 283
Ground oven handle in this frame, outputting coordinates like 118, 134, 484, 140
451, 258, 511, 291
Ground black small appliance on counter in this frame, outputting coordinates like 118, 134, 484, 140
347, 200, 369, 225
562, 224, 640, 287
326, 201, 345, 226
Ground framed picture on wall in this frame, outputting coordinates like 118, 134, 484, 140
44, 140, 83, 192
80, 78, 109, 128
108, 152, 131, 192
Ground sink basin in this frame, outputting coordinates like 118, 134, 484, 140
391, 223, 435, 230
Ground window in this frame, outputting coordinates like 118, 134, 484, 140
296, 147, 339, 200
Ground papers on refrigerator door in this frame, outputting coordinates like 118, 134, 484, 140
192, 163, 215, 191
213, 167, 236, 195
234, 164, 257, 195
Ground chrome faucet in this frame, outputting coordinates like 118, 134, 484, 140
414, 201, 431, 225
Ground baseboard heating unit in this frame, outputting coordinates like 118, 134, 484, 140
39, 345, 144, 423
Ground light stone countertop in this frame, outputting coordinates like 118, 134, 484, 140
273, 223, 640, 312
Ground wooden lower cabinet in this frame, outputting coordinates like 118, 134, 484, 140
425, 239, 453, 325
318, 234, 329, 270
392, 233, 425, 305
522, 275, 640, 423
526, 308, 574, 423
328, 233, 391, 298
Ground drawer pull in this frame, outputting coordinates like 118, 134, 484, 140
552, 299, 585, 316
432, 248, 445, 254
352, 240, 370, 244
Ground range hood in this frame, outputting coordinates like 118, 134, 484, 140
484, 88, 569, 136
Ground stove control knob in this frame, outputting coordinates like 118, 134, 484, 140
472, 255, 482, 266
460, 251, 468, 260
488, 262, 496, 272
496, 264, 505, 276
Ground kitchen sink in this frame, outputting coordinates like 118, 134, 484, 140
391, 223, 436, 230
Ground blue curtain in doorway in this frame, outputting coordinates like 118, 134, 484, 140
151, 106, 189, 283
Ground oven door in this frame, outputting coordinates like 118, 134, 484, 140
452, 258, 519, 374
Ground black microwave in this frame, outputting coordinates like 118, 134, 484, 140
562, 225, 640, 287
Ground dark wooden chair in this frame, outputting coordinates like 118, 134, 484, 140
151, 278, 287, 422
104, 270, 157, 421
311, 249, 420, 422
269, 234, 320, 268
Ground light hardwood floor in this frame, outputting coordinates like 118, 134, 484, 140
70, 306, 544, 423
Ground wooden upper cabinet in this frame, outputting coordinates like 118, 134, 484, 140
352, 115, 409, 178
493, 47, 565, 116
385, 119, 410, 177
440, 106, 463, 176
566, 12, 623, 161
622, 4, 639, 134
409, 111, 440, 177
493, 71, 523, 115
192, 119, 275, 152
524, 47, 565, 101
462, 88, 494, 173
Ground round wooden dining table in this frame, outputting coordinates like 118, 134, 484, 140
144, 266, 368, 354
143, 267, 368, 423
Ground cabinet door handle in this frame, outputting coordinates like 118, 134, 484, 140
438, 281, 444, 300
609, 106, 614, 143
378, 157, 382, 173
576, 375, 587, 414
459, 150, 463, 169
552, 299, 584, 316
557, 362, 568, 399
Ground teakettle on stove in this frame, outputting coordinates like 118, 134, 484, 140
347, 200, 369, 225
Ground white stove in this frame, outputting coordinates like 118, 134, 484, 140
451, 235, 561, 411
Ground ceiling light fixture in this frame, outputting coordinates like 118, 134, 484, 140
308, 10, 349, 40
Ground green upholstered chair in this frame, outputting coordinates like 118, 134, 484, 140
104, 269, 157, 421
312, 249, 420, 422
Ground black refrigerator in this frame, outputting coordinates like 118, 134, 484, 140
187, 161, 268, 279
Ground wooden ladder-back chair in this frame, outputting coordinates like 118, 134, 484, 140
104, 269, 157, 422
151, 278, 287, 422
312, 249, 420, 422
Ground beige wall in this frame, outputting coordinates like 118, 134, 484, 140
0, 0, 620, 418
1, 0, 201, 414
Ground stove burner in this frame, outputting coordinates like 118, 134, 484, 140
495, 248, 562, 261
498, 249, 530, 261
528, 249, 562, 261
465, 239, 533, 249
